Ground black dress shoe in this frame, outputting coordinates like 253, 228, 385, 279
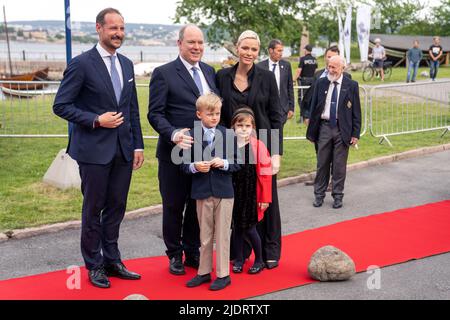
169, 256, 185, 275
232, 262, 243, 273
248, 263, 265, 274
313, 198, 324, 207
88, 268, 110, 288
333, 198, 343, 209
265, 260, 279, 269
209, 276, 231, 291
104, 262, 141, 280
186, 274, 211, 287
184, 256, 200, 269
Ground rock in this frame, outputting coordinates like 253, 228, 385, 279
308, 245, 356, 281
123, 294, 149, 300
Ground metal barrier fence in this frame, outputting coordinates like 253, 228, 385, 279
0, 80, 417, 144
369, 80, 450, 146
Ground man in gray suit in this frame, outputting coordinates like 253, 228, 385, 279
257, 39, 295, 125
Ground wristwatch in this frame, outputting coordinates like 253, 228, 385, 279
93, 115, 101, 128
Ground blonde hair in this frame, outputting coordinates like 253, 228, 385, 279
196, 93, 222, 112
237, 30, 260, 46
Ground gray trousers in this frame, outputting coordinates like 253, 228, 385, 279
314, 122, 349, 200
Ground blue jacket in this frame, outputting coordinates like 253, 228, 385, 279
181, 124, 241, 200
53, 47, 144, 164
148, 57, 218, 162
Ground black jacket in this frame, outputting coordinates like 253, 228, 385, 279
216, 63, 284, 155
306, 76, 361, 146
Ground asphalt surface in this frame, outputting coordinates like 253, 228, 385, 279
1, 149, 449, 300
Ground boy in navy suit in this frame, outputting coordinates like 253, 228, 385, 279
182, 93, 240, 291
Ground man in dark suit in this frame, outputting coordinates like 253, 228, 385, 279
53, 8, 144, 288
148, 24, 218, 275
257, 39, 295, 125
302, 46, 352, 123
306, 55, 361, 209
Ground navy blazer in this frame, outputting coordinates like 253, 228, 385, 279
148, 57, 218, 162
181, 124, 240, 200
306, 76, 361, 146
257, 59, 295, 124
53, 47, 144, 164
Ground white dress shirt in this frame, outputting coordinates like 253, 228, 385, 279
96, 43, 123, 90
179, 55, 211, 94
321, 74, 343, 120
269, 58, 281, 92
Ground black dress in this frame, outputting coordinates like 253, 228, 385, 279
232, 144, 257, 229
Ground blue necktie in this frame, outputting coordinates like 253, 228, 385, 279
192, 67, 204, 95
205, 129, 214, 146
330, 81, 338, 128
272, 63, 277, 73
110, 55, 122, 104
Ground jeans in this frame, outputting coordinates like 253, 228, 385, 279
430, 60, 439, 80
407, 61, 419, 82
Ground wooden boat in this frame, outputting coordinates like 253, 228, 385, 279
0, 68, 49, 90
1, 85, 58, 98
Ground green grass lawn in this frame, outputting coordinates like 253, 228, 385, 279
0, 65, 449, 232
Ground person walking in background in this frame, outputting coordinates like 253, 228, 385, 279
406, 40, 423, 83
183, 93, 241, 291
429, 36, 443, 81
216, 30, 283, 270
230, 107, 272, 275
293, 44, 317, 124
148, 24, 218, 276
371, 38, 386, 81
306, 55, 361, 209
257, 39, 295, 126
53, 8, 144, 288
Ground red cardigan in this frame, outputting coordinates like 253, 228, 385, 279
249, 136, 273, 222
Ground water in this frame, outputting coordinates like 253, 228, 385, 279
0, 41, 231, 63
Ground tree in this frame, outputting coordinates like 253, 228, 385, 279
433, 0, 450, 35
371, 0, 425, 34
174, 0, 317, 51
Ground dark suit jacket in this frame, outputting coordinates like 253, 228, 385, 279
147, 57, 218, 162
53, 47, 144, 164
306, 75, 361, 146
216, 63, 284, 155
181, 125, 240, 200
302, 68, 352, 119
257, 59, 295, 124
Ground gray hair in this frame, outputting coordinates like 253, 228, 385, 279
237, 30, 260, 46
268, 39, 283, 50
178, 24, 202, 41
329, 55, 346, 67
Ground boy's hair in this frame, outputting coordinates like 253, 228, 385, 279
231, 106, 256, 128
196, 93, 223, 112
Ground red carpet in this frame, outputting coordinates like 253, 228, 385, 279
1, 200, 450, 300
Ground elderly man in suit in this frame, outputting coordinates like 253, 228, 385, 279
306, 55, 361, 209
257, 39, 295, 125
53, 8, 144, 288
148, 24, 219, 275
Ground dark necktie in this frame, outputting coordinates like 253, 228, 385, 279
330, 81, 338, 128
110, 55, 122, 104
272, 63, 277, 73
192, 66, 204, 95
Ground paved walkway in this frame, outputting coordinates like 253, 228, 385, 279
1, 150, 449, 299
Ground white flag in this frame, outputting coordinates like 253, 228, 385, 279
356, 5, 371, 62
344, 6, 352, 64
337, 10, 345, 61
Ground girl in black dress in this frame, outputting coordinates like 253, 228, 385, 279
231, 107, 272, 274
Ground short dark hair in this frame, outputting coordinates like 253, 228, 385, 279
96, 8, 122, 25
325, 45, 340, 55
268, 39, 283, 50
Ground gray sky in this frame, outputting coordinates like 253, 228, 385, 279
0, 0, 179, 24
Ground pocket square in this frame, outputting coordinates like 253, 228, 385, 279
128, 78, 134, 83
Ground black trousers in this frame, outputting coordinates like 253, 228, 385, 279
158, 159, 200, 259
314, 122, 349, 200
78, 146, 132, 271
